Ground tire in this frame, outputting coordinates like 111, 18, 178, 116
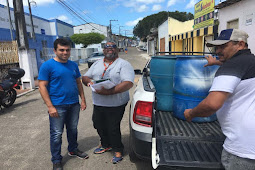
1, 89, 17, 108
88, 62, 92, 68
129, 131, 139, 162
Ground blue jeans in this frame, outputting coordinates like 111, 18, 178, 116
49, 103, 80, 164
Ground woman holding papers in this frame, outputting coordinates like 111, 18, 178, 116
82, 41, 135, 164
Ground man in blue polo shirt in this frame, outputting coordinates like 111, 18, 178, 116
38, 38, 88, 170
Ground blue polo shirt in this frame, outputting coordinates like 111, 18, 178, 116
38, 59, 81, 105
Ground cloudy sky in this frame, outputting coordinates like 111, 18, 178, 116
0, 0, 221, 36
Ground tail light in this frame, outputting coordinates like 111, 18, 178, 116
133, 101, 153, 127
13, 84, 18, 88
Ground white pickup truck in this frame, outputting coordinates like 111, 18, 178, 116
129, 56, 225, 169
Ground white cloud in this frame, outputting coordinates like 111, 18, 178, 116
126, 17, 143, 26
0, 0, 55, 7
33, 0, 55, 6
49, 15, 72, 24
136, 4, 148, 12
152, 5, 161, 11
0, 0, 13, 7
167, 0, 177, 7
136, 0, 165, 4
186, 0, 197, 9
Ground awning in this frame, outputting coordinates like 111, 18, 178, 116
170, 25, 218, 41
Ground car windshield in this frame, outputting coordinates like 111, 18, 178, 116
91, 52, 104, 57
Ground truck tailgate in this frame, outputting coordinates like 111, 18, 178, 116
155, 111, 225, 169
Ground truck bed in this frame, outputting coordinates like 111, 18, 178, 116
155, 111, 225, 169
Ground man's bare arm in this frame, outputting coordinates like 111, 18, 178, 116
76, 78, 86, 111
184, 91, 229, 121
38, 80, 58, 117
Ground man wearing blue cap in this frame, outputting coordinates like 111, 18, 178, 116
184, 29, 255, 170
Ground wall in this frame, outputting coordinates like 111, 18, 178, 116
169, 17, 194, 36
173, 40, 182, 54
74, 23, 108, 37
218, 0, 255, 53
193, 36, 203, 53
56, 20, 74, 37
158, 19, 169, 52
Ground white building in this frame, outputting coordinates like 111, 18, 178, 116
0, 3, 74, 70
216, 0, 255, 53
73, 23, 108, 52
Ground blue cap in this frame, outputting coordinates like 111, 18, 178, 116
206, 29, 248, 47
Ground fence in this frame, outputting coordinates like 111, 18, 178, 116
41, 48, 98, 64
0, 41, 19, 81
0, 41, 19, 65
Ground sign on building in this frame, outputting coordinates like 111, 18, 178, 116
194, 0, 215, 30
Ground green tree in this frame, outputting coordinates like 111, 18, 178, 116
133, 11, 194, 41
70, 32, 105, 48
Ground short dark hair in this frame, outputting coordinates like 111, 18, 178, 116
54, 38, 71, 50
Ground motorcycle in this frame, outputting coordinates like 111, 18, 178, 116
0, 68, 25, 108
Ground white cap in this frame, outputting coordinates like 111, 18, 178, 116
206, 29, 249, 47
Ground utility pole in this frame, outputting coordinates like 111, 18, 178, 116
6, 0, 13, 41
28, 0, 36, 41
109, 19, 118, 41
124, 30, 129, 37
119, 26, 124, 36
13, 0, 35, 89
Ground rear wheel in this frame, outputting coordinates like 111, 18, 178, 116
129, 130, 139, 162
88, 62, 93, 68
1, 89, 17, 108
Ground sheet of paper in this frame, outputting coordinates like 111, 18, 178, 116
90, 80, 115, 92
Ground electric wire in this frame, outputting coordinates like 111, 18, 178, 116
56, 0, 105, 33
65, 0, 101, 24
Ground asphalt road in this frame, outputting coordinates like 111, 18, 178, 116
0, 47, 154, 170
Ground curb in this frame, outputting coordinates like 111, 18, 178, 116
17, 88, 37, 98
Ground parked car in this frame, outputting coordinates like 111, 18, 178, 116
141, 46, 147, 51
87, 52, 104, 68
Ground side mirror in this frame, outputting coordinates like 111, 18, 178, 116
134, 69, 142, 75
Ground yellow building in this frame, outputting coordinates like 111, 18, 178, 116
170, 25, 218, 55
158, 17, 193, 54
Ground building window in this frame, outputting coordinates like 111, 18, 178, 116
41, 29, 45, 35
227, 19, 239, 29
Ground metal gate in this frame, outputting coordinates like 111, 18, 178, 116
0, 41, 19, 65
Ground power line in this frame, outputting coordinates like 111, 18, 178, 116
56, 0, 105, 33
65, 0, 101, 24
56, 0, 84, 23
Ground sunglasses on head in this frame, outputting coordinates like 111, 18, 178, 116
104, 44, 117, 49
